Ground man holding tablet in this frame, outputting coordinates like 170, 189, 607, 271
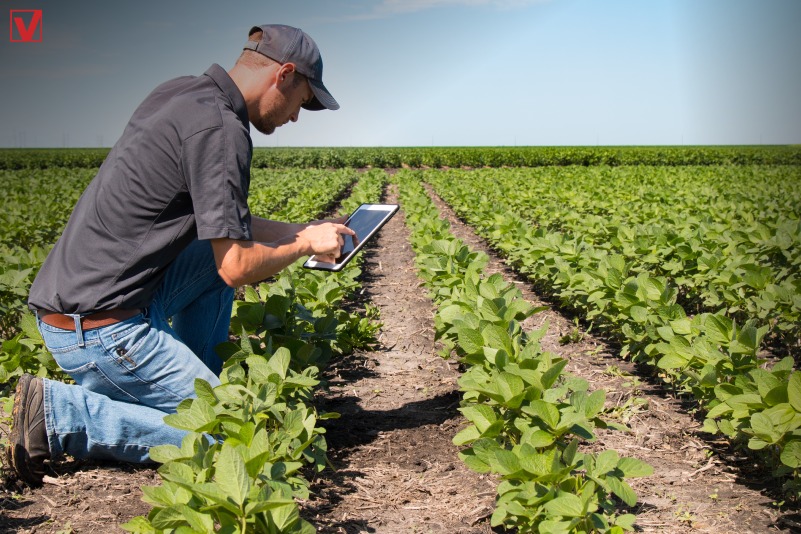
305, 204, 399, 272
9, 24, 353, 486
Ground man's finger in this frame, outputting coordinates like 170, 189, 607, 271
335, 223, 356, 236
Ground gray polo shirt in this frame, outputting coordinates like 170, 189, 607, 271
29, 64, 253, 314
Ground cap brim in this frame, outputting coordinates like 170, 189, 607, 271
304, 77, 339, 111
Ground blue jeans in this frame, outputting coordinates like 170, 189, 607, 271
38, 240, 234, 463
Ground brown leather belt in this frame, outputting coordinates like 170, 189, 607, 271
38, 309, 142, 331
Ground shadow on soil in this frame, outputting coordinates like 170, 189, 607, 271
320, 389, 461, 447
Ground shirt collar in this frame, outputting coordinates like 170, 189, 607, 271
203, 64, 249, 129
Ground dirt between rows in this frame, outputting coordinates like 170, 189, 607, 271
1, 175, 799, 533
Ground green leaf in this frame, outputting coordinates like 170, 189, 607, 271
542, 359, 568, 389
522, 428, 556, 449
460, 404, 498, 434
188, 482, 242, 515
453, 425, 481, 446
657, 325, 675, 342
483, 325, 515, 358
605, 476, 638, 507
269, 499, 302, 530
245, 496, 296, 516
629, 306, 648, 323
617, 457, 653, 477
749, 412, 780, 444
264, 293, 291, 320
670, 317, 692, 335
544, 493, 585, 518
246, 355, 275, 384
194, 379, 217, 405
518, 446, 552, 476
120, 516, 157, 534
524, 400, 560, 429
594, 450, 619, 475
656, 353, 687, 370
284, 375, 320, 388
19, 312, 43, 342
642, 277, 665, 301
163, 398, 217, 433
141, 484, 190, 507
235, 422, 256, 446
615, 513, 637, 531
780, 440, 801, 468
606, 267, 623, 290
158, 461, 196, 486
268, 347, 292, 378
215, 445, 250, 508
438, 304, 465, 326
705, 314, 732, 345
563, 438, 579, 465
788, 372, 801, 413
175, 505, 215, 533
150, 506, 191, 529
459, 449, 491, 473
243, 285, 260, 303
458, 327, 485, 355
492, 449, 522, 476
148, 444, 186, 465
584, 389, 606, 418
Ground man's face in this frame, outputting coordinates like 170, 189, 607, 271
251, 69, 314, 136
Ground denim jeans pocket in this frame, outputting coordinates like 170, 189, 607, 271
100, 316, 151, 370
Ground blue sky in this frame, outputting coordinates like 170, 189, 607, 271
2, 0, 799, 147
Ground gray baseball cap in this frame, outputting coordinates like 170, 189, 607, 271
244, 24, 339, 111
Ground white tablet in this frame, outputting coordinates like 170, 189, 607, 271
303, 203, 399, 272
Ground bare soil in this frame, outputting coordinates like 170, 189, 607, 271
300, 185, 497, 533
1, 173, 800, 533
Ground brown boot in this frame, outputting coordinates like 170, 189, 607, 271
8, 374, 49, 485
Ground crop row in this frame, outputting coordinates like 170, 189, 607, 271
123, 169, 387, 533
396, 170, 651, 533
2, 145, 800, 170
425, 166, 801, 355
425, 168, 801, 498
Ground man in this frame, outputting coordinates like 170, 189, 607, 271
8, 24, 353, 486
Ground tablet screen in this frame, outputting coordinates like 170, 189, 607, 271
303, 204, 399, 272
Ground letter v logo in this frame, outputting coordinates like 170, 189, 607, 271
10, 10, 43, 42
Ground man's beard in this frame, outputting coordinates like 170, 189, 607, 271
252, 115, 277, 136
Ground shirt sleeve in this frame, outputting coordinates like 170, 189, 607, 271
181, 120, 253, 241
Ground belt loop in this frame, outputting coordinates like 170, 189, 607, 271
69, 314, 85, 348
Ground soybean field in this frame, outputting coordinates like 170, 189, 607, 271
0, 146, 800, 533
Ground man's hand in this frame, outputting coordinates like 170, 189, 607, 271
298, 219, 355, 263
212, 215, 356, 287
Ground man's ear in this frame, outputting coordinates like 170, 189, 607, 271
276, 63, 297, 86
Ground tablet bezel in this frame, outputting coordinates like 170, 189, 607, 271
302, 203, 399, 272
